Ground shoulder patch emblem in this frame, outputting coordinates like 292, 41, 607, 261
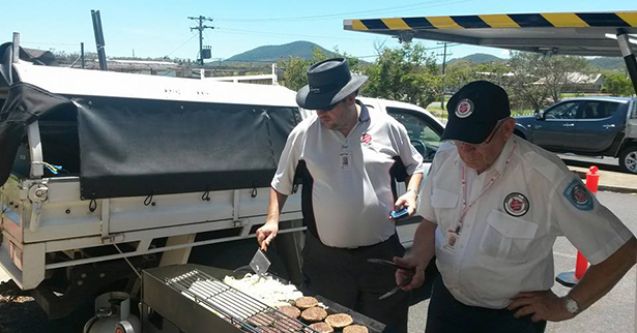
503, 192, 529, 217
563, 179, 594, 211
455, 99, 474, 118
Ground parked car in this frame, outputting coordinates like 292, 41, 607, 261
514, 97, 637, 173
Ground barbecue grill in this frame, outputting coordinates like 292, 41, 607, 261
142, 264, 385, 333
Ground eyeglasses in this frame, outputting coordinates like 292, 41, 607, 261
454, 119, 505, 148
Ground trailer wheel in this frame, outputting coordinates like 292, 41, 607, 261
619, 145, 637, 174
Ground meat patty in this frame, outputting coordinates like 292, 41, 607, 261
343, 324, 369, 333
278, 305, 301, 319
324, 313, 353, 328
295, 296, 319, 309
308, 322, 334, 333
300, 306, 328, 322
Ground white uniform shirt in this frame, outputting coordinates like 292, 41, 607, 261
420, 137, 633, 308
272, 102, 424, 248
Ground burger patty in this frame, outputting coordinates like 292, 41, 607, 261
324, 313, 353, 328
277, 305, 301, 319
300, 306, 328, 322
309, 322, 334, 333
343, 324, 369, 333
295, 296, 319, 309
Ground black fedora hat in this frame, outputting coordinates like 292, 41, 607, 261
296, 58, 368, 110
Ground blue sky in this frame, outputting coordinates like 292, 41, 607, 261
1, 1, 635, 62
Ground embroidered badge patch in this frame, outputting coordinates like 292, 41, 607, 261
455, 98, 474, 118
361, 133, 372, 145
563, 179, 594, 211
503, 192, 529, 217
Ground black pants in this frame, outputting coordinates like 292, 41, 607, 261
302, 233, 408, 333
426, 278, 547, 333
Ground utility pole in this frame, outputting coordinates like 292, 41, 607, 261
188, 15, 214, 66
437, 42, 452, 109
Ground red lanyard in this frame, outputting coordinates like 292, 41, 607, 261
455, 143, 516, 235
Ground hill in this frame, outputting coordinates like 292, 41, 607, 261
587, 57, 625, 71
225, 41, 339, 62
447, 53, 505, 65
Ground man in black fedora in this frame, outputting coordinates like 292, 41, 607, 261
393, 80, 635, 333
257, 58, 425, 332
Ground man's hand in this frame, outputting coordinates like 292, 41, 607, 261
256, 221, 279, 252
508, 290, 576, 322
394, 189, 418, 216
393, 255, 426, 291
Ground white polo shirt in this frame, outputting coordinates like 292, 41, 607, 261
421, 137, 634, 308
272, 102, 424, 248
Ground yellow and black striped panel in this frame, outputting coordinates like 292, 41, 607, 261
350, 12, 637, 31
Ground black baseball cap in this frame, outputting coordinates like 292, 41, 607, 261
441, 80, 511, 144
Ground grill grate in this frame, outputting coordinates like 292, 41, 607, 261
165, 269, 315, 333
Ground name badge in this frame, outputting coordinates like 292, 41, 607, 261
339, 150, 352, 169
443, 229, 459, 252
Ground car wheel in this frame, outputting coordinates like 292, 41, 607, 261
619, 146, 637, 174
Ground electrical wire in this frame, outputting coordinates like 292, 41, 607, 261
165, 32, 199, 57
214, 0, 474, 22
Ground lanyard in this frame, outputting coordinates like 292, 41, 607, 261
454, 142, 517, 235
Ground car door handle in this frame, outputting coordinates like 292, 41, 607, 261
562, 123, 574, 127
603, 124, 615, 129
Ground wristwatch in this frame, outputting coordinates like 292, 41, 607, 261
563, 296, 580, 315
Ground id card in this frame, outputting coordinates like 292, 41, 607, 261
443, 229, 460, 252
339, 150, 352, 169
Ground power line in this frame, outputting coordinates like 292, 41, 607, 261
213, 0, 474, 23
166, 32, 199, 57
216, 27, 380, 42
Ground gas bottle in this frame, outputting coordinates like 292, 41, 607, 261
83, 291, 141, 333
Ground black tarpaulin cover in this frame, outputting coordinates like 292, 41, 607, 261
0, 83, 76, 185
0, 40, 300, 199
76, 97, 299, 199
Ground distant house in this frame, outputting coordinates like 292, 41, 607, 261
81, 59, 184, 76
534, 72, 604, 93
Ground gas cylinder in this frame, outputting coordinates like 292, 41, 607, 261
83, 291, 141, 333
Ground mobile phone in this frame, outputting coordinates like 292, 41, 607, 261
389, 207, 409, 220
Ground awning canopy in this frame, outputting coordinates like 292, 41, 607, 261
344, 12, 637, 57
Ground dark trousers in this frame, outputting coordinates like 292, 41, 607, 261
302, 233, 408, 333
426, 278, 547, 333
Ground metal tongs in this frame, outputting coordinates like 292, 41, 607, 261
367, 258, 415, 300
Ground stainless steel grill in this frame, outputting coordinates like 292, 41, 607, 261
142, 265, 316, 333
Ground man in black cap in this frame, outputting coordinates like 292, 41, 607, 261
256, 58, 425, 333
393, 80, 635, 332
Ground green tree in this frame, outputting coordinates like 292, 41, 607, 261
602, 72, 634, 96
278, 56, 309, 91
506, 52, 588, 111
277, 48, 362, 92
363, 43, 441, 107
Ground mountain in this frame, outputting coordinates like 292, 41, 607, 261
587, 57, 625, 71
447, 53, 505, 65
225, 41, 339, 62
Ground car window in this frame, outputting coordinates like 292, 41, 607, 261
631, 101, 637, 119
581, 101, 620, 119
386, 107, 441, 162
544, 102, 579, 120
